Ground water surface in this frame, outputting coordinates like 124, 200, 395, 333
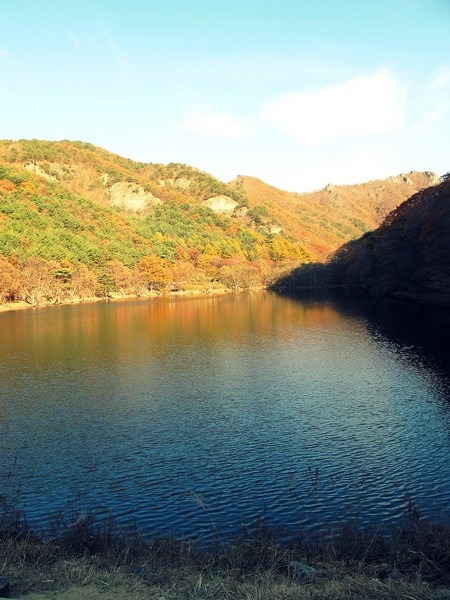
1, 291, 449, 540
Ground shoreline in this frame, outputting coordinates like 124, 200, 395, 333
2, 507, 449, 599
0, 286, 244, 314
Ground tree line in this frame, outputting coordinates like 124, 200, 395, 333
0, 253, 301, 306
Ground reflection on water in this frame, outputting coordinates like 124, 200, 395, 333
0, 291, 449, 540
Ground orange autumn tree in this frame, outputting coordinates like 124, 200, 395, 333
0, 255, 20, 303
138, 255, 172, 292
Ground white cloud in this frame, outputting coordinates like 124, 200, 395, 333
244, 141, 400, 193
179, 110, 252, 139
412, 67, 450, 133
69, 33, 82, 48
260, 69, 405, 145
430, 71, 450, 90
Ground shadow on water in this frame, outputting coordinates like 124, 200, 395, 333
274, 288, 450, 399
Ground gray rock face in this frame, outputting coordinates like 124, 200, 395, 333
203, 195, 239, 215
109, 182, 162, 211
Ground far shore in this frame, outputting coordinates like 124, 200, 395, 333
0, 285, 261, 314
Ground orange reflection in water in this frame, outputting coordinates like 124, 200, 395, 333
0, 292, 345, 390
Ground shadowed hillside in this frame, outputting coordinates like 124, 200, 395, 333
274, 176, 450, 306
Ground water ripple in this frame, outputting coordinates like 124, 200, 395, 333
1, 294, 450, 540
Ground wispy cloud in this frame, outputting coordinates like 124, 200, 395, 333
69, 33, 82, 48
179, 109, 252, 139
260, 69, 405, 145
412, 67, 450, 132
429, 70, 450, 90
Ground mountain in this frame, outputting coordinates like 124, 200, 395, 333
0, 139, 311, 304
331, 175, 450, 304
275, 176, 450, 305
229, 171, 439, 260
0, 138, 440, 305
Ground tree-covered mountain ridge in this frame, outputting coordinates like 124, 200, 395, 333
229, 171, 439, 259
275, 175, 450, 305
0, 138, 439, 305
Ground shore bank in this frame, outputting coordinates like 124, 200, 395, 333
1, 507, 449, 600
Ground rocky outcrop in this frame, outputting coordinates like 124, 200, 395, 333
23, 162, 74, 182
388, 171, 440, 187
108, 182, 162, 211
203, 195, 238, 215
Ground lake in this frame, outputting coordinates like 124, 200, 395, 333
1, 291, 449, 541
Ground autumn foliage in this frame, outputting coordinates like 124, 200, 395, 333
0, 139, 441, 306
0, 141, 315, 305
275, 176, 450, 306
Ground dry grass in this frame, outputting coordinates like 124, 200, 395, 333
1, 503, 450, 599
3, 557, 450, 599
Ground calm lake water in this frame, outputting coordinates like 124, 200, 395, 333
1, 291, 450, 541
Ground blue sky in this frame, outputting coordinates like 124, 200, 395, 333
1, 0, 449, 191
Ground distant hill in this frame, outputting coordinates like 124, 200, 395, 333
0, 138, 440, 305
275, 176, 450, 305
229, 171, 439, 260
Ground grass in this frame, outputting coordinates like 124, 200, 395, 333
1, 498, 450, 599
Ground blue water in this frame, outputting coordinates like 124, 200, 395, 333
1, 291, 449, 541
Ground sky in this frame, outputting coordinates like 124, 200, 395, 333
1, 0, 449, 192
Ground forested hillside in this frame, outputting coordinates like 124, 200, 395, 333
0, 139, 438, 306
230, 171, 438, 260
275, 176, 450, 305
0, 140, 311, 305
